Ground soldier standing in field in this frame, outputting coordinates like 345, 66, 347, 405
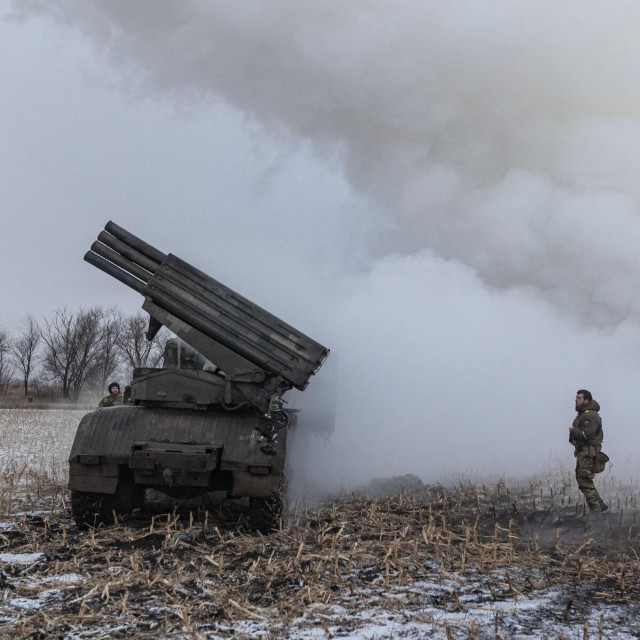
569, 389, 608, 512
98, 381, 123, 408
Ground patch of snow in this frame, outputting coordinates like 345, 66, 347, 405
34, 573, 84, 585
0, 552, 44, 564
4, 587, 66, 612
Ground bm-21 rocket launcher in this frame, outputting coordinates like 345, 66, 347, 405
68, 221, 329, 529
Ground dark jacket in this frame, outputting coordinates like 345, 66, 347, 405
569, 400, 603, 450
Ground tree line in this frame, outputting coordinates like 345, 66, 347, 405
0, 307, 169, 400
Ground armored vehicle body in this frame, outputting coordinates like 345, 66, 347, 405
69, 222, 328, 528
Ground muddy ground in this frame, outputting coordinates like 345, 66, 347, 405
0, 478, 639, 639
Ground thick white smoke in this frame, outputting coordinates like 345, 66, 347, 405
12, 1, 640, 488
14, 0, 640, 324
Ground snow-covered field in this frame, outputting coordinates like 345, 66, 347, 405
0, 409, 638, 639
0, 408, 83, 481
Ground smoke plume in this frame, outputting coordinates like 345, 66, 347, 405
13, 1, 640, 488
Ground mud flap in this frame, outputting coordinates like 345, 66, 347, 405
68, 462, 119, 493
231, 471, 280, 498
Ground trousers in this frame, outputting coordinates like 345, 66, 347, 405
575, 448, 606, 512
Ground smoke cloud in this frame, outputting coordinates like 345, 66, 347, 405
12, 1, 640, 489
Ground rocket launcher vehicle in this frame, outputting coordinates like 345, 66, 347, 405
84, 221, 329, 419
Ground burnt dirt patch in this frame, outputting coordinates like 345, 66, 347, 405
0, 479, 639, 638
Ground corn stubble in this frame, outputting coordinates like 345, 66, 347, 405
0, 409, 638, 638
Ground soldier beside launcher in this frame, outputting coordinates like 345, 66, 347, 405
569, 389, 609, 513
98, 381, 123, 408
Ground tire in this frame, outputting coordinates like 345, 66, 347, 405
71, 470, 144, 528
247, 476, 286, 533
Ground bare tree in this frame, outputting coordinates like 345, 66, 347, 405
10, 315, 40, 396
0, 329, 13, 395
89, 307, 122, 393
40, 307, 105, 400
116, 312, 168, 375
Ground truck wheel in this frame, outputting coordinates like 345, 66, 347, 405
71, 471, 144, 528
71, 491, 115, 528
247, 496, 282, 533
247, 477, 286, 533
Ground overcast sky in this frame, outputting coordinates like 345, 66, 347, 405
2, 1, 640, 491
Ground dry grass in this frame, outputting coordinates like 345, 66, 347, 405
0, 481, 637, 638
0, 409, 639, 638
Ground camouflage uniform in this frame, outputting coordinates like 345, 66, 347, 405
98, 393, 123, 408
98, 382, 123, 408
569, 399, 607, 512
